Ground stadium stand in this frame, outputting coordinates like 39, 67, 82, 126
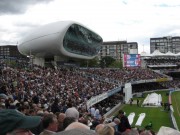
0, 57, 180, 134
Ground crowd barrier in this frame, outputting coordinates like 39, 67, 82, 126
103, 102, 122, 118
86, 80, 173, 109
86, 87, 122, 109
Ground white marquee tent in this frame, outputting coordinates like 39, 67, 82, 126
141, 50, 180, 58
142, 93, 162, 107
165, 51, 177, 56
151, 50, 166, 57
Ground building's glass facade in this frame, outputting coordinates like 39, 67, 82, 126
63, 24, 103, 56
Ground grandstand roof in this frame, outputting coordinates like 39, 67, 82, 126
151, 50, 166, 57
165, 51, 176, 56
141, 50, 180, 58
176, 52, 180, 56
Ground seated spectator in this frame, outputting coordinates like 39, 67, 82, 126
78, 116, 88, 125
139, 130, 152, 135
55, 128, 97, 135
65, 107, 79, 121
89, 119, 99, 130
121, 128, 139, 135
95, 124, 105, 134
57, 113, 66, 131
40, 114, 58, 135
65, 122, 90, 130
63, 117, 76, 130
98, 124, 115, 135
109, 118, 120, 132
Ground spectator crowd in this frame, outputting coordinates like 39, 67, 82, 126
0, 59, 180, 135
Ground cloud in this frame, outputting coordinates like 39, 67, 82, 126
0, 40, 17, 45
1, 0, 180, 54
154, 3, 180, 7
14, 22, 40, 28
0, 0, 54, 15
152, 25, 180, 37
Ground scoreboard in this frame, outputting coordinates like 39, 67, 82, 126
123, 54, 141, 67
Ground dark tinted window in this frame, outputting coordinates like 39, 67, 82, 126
63, 24, 102, 56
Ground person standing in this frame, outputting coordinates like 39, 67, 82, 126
137, 99, 140, 107
90, 105, 95, 117
130, 98, 133, 106
94, 108, 101, 120
118, 110, 131, 133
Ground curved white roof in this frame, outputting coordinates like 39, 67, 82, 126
18, 21, 102, 60
20, 21, 99, 45
19, 21, 74, 45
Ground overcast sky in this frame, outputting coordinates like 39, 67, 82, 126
1, 0, 180, 53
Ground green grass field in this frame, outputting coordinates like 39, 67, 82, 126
171, 91, 180, 130
113, 91, 179, 132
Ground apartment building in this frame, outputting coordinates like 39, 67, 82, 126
99, 41, 138, 60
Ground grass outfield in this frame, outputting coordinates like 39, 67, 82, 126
112, 91, 172, 132
171, 91, 180, 130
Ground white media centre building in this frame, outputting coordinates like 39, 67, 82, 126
18, 21, 103, 67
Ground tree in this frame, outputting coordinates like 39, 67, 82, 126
109, 60, 123, 68
79, 59, 87, 67
79, 57, 99, 67
100, 56, 115, 68
88, 56, 99, 67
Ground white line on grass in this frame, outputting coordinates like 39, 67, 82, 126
174, 95, 180, 117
